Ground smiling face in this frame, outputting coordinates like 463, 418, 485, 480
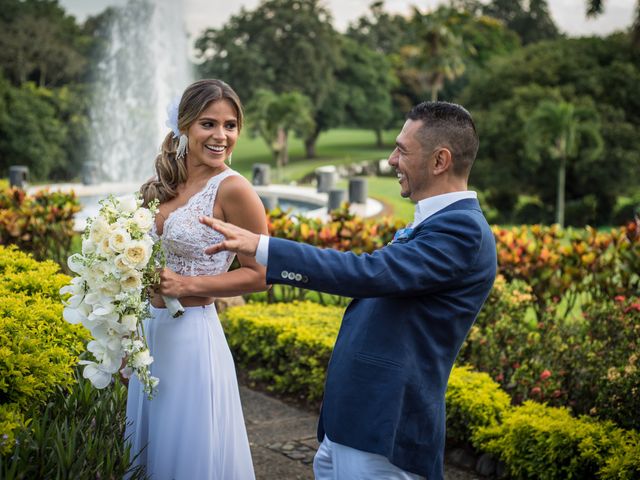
388, 119, 432, 202
186, 99, 239, 170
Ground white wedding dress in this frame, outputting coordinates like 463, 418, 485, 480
125, 169, 255, 480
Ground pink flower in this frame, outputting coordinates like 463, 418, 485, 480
531, 387, 542, 396
540, 369, 552, 381
614, 295, 626, 302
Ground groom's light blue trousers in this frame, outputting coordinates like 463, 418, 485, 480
313, 436, 426, 480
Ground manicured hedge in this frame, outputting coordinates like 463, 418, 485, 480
0, 246, 88, 453
222, 301, 343, 402
222, 301, 640, 479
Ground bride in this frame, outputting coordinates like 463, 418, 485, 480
125, 79, 267, 479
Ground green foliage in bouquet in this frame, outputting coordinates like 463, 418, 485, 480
0, 188, 80, 270
0, 246, 88, 454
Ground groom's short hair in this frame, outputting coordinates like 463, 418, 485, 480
407, 102, 479, 177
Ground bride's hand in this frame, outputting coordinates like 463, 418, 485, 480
199, 216, 260, 257
158, 267, 187, 298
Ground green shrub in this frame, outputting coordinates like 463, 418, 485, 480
222, 301, 343, 402
0, 188, 80, 271
445, 365, 511, 444
512, 195, 552, 224
459, 275, 640, 429
0, 246, 88, 453
223, 300, 638, 478
0, 371, 145, 479
611, 194, 640, 225
473, 401, 639, 480
565, 194, 598, 227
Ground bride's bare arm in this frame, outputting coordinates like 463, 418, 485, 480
157, 175, 269, 298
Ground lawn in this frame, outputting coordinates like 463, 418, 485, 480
233, 127, 415, 221
233, 128, 398, 182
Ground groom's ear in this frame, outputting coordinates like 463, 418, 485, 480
432, 147, 452, 176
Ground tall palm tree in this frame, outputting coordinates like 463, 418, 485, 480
401, 7, 467, 101
526, 101, 603, 227
587, 0, 640, 46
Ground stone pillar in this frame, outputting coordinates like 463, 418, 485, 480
316, 166, 337, 193
252, 163, 271, 186
348, 177, 368, 204
260, 195, 277, 211
328, 189, 346, 212
9, 166, 29, 189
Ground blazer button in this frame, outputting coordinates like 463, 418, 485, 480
281, 270, 289, 279
294, 273, 302, 281
287, 272, 296, 280
301, 275, 309, 284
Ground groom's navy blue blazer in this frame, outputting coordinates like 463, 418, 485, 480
265, 198, 497, 478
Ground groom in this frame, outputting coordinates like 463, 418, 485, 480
201, 101, 497, 479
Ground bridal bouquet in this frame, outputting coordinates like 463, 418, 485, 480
60, 194, 183, 398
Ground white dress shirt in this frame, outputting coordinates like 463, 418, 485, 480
255, 190, 478, 266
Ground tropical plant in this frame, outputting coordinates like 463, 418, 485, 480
401, 7, 467, 101
525, 100, 604, 226
245, 89, 315, 177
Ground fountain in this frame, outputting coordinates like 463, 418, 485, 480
28, 0, 383, 229
87, 0, 192, 183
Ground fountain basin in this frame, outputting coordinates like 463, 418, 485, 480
28, 182, 383, 232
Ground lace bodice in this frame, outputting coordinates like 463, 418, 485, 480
155, 169, 239, 276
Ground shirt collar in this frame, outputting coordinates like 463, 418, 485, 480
413, 191, 477, 227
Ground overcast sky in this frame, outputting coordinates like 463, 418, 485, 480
59, 0, 636, 39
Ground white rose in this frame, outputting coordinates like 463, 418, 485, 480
120, 270, 142, 291
123, 240, 151, 268
132, 349, 153, 369
108, 228, 131, 253
117, 195, 138, 214
114, 254, 131, 271
120, 314, 138, 331
120, 366, 133, 379
98, 236, 114, 257
149, 376, 159, 388
132, 208, 154, 231
89, 216, 110, 243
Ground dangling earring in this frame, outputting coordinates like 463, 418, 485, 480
176, 134, 188, 160
226, 153, 233, 165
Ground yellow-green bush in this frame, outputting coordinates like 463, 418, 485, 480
222, 301, 343, 402
223, 301, 640, 479
0, 246, 88, 453
473, 401, 640, 479
446, 365, 511, 444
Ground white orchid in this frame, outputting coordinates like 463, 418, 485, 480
80, 360, 113, 389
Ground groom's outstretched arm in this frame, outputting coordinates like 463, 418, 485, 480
200, 213, 489, 299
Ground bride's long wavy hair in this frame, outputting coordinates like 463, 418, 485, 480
140, 79, 244, 206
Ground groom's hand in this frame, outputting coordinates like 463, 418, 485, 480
199, 216, 260, 257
